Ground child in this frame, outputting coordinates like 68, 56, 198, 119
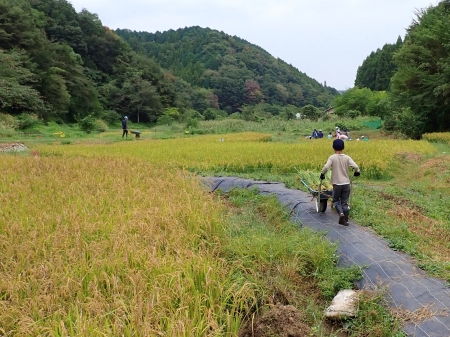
320, 139, 360, 226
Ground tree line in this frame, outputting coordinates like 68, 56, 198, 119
0, 0, 338, 128
116, 27, 338, 114
336, 0, 450, 138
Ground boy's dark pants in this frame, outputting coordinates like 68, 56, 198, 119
332, 184, 351, 215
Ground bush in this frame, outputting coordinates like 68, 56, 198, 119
396, 107, 425, 139
157, 114, 175, 126
78, 115, 97, 133
301, 104, 321, 121
0, 113, 15, 129
383, 114, 398, 132
203, 108, 218, 121
186, 117, 199, 129
228, 112, 242, 119
101, 110, 121, 125
15, 113, 42, 130
348, 110, 361, 119
95, 119, 109, 132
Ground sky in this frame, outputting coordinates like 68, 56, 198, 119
68, 0, 436, 90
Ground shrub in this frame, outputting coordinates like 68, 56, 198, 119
0, 113, 15, 129
78, 115, 97, 133
101, 110, 121, 125
228, 112, 242, 119
203, 108, 218, 121
348, 110, 361, 119
15, 113, 42, 130
157, 114, 175, 126
186, 117, 199, 129
95, 119, 109, 132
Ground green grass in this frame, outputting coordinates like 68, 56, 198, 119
221, 188, 404, 336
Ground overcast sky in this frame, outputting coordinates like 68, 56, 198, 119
69, 0, 436, 90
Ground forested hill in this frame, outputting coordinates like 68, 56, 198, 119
116, 27, 338, 112
1, 0, 179, 124
1, 0, 337, 125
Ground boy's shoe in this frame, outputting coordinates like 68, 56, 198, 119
343, 211, 349, 226
338, 213, 345, 225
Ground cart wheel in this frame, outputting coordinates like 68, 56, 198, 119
316, 198, 328, 212
316, 199, 328, 213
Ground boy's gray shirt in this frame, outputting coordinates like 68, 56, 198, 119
321, 153, 359, 185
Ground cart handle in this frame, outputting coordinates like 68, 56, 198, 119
300, 179, 316, 193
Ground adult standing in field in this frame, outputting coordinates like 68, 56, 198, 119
122, 116, 128, 138
312, 128, 319, 139
320, 139, 360, 226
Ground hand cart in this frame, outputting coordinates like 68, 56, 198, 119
300, 179, 333, 213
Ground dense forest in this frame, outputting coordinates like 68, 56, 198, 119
116, 27, 338, 113
354, 36, 403, 91
2, 0, 450, 137
0, 0, 190, 124
333, 0, 450, 138
0, 0, 337, 126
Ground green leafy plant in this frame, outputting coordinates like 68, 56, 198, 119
78, 115, 97, 133
15, 113, 42, 130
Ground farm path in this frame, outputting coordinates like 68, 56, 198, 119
204, 176, 450, 337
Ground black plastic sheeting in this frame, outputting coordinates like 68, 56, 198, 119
203, 176, 450, 337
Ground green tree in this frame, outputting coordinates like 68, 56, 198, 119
301, 104, 320, 121
391, 0, 450, 134
333, 87, 373, 117
109, 72, 163, 123
355, 37, 402, 91
0, 49, 46, 114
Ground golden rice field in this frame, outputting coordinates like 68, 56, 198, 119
0, 132, 439, 336
36, 132, 436, 178
422, 132, 450, 144
0, 156, 256, 336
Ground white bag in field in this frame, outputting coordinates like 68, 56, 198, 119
324, 289, 359, 319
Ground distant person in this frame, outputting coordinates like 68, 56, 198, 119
318, 130, 324, 138
360, 135, 369, 141
335, 127, 342, 139
122, 116, 128, 138
344, 127, 351, 140
327, 132, 333, 139
320, 139, 360, 226
312, 128, 319, 139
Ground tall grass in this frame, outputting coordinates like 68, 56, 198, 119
422, 132, 450, 145
0, 156, 255, 336
35, 132, 436, 179
0, 130, 417, 336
